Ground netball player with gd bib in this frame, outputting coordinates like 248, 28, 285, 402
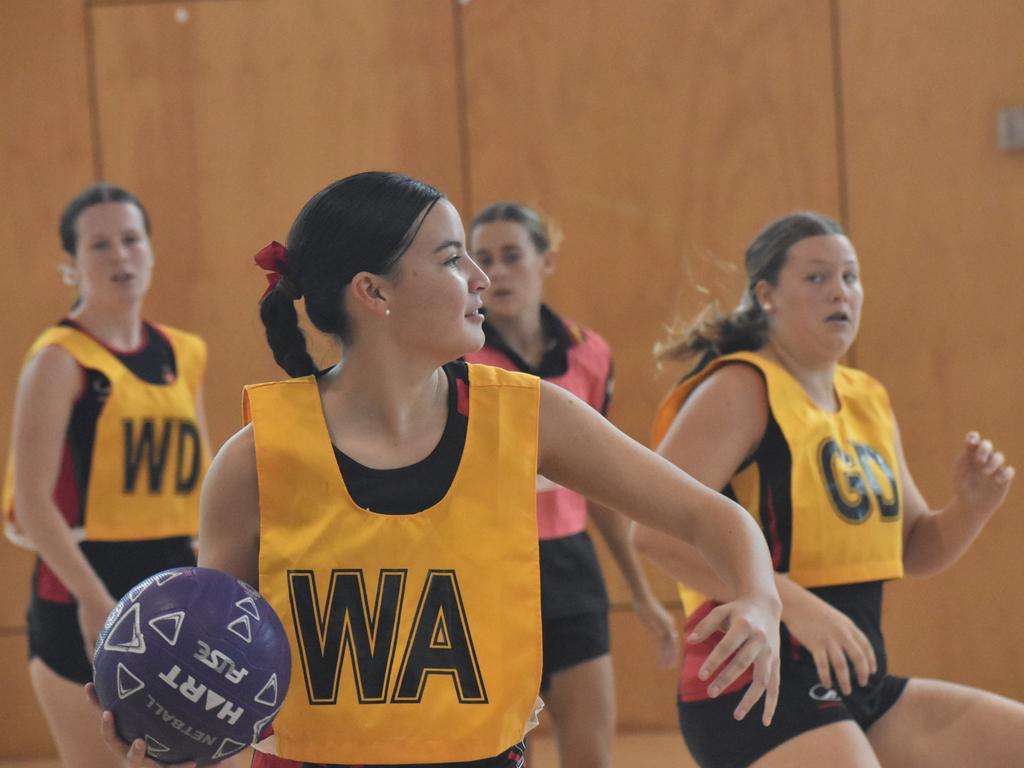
466, 202, 678, 768
99, 172, 781, 768
3, 184, 209, 768
637, 212, 1024, 767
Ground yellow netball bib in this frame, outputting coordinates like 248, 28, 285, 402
247, 364, 542, 764
3, 324, 207, 544
652, 351, 903, 614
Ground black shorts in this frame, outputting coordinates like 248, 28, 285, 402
27, 596, 94, 684
27, 537, 196, 684
676, 661, 908, 768
540, 610, 610, 691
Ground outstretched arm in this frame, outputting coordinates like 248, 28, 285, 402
537, 380, 781, 723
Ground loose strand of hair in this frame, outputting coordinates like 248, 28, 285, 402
654, 301, 768, 374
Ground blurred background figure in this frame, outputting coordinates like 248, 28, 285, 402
467, 201, 678, 767
2, 183, 209, 768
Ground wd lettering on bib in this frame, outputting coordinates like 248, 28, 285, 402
123, 418, 202, 495
3, 324, 207, 544
288, 568, 485, 707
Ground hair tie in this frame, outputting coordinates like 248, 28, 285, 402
254, 241, 302, 302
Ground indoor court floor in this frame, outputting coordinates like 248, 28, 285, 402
0, 731, 697, 767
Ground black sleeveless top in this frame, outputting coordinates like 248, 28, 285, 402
332, 361, 470, 515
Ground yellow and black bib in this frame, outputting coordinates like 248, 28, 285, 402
247, 363, 542, 765
3, 324, 207, 544
652, 351, 903, 614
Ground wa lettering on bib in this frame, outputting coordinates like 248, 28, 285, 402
246, 365, 542, 765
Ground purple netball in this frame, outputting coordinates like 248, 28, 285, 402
93, 567, 291, 765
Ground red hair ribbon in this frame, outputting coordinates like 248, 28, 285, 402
254, 241, 290, 303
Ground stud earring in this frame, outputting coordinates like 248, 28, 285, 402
385, 308, 391, 316
762, 302, 773, 312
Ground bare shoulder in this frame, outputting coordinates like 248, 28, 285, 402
207, 423, 257, 486
539, 377, 587, 412
20, 343, 80, 393
659, 361, 769, 477
202, 424, 259, 520
684, 361, 769, 422
13, 345, 82, 429
537, 378, 627, 474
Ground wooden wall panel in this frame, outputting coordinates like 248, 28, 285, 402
461, 0, 841, 609
0, 0, 94, 759
90, 0, 465, 449
0, 0, 95, 626
840, 0, 1024, 699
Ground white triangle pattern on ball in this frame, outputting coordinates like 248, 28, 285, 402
144, 735, 170, 755
103, 603, 146, 654
127, 579, 152, 602
154, 571, 181, 586
148, 610, 185, 646
212, 737, 248, 760
235, 596, 260, 620
254, 674, 279, 707
239, 580, 260, 600
116, 662, 145, 699
227, 615, 252, 643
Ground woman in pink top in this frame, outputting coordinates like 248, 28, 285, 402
465, 201, 678, 768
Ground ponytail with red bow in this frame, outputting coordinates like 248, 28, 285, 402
254, 240, 302, 303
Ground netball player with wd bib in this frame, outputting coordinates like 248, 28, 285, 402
637, 212, 1024, 767
465, 202, 677, 768
97, 171, 781, 768
3, 183, 209, 768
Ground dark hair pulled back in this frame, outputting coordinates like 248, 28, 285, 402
655, 211, 845, 372
259, 171, 444, 378
59, 182, 151, 256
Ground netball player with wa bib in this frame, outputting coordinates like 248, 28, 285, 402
637, 212, 1024, 767
98, 172, 781, 767
465, 202, 678, 768
3, 184, 209, 768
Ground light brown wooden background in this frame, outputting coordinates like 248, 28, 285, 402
2, 0, 1021, 759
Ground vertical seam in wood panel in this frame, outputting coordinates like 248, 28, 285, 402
830, 0, 856, 367
829, 0, 849, 231
451, 1, 473, 214
84, 0, 104, 179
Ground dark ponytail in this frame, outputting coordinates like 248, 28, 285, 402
259, 172, 444, 377
259, 290, 318, 378
655, 211, 845, 373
